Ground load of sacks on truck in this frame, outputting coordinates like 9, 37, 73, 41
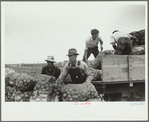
5, 29, 145, 102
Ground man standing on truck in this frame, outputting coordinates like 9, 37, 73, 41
41, 55, 61, 79
82, 29, 103, 63
110, 30, 136, 55
56, 48, 93, 84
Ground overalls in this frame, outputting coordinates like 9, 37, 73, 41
68, 61, 87, 84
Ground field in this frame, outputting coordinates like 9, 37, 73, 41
5, 62, 63, 77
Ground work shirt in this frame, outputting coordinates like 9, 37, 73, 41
41, 65, 61, 78
110, 31, 132, 44
85, 36, 103, 50
56, 61, 93, 84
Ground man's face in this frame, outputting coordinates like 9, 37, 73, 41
92, 33, 98, 40
68, 55, 77, 64
47, 61, 53, 68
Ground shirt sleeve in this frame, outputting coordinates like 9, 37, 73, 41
56, 64, 69, 84
55, 67, 61, 79
110, 36, 115, 44
85, 40, 88, 50
82, 62, 93, 83
41, 66, 46, 74
98, 36, 103, 45
127, 33, 132, 38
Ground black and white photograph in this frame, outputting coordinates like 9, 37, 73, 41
1, 1, 148, 121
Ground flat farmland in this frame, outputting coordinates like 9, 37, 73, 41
5, 63, 64, 77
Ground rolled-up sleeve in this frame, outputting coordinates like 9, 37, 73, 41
56, 64, 69, 84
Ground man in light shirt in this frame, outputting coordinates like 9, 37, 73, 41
110, 30, 136, 55
82, 29, 103, 62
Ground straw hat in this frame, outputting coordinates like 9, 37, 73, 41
45, 56, 56, 63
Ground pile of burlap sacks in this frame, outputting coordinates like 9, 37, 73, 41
129, 29, 145, 55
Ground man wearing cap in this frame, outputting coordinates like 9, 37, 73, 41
41, 56, 61, 78
83, 29, 103, 63
56, 48, 93, 84
110, 30, 136, 55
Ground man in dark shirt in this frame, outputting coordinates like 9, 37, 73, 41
41, 56, 61, 78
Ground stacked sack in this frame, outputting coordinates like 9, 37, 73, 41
129, 29, 145, 55
87, 50, 115, 69
5, 68, 15, 77
86, 50, 115, 81
50, 82, 101, 102
129, 29, 145, 46
30, 74, 56, 102
15, 90, 33, 102
132, 45, 145, 55
5, 86, 16, 102
5, 68, 36, 102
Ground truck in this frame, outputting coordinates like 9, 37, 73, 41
63, 55, 145, 101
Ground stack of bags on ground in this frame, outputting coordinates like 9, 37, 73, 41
5, 68, 102, 102
5, 68, 36, 102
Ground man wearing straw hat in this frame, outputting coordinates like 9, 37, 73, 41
56, 48, 93, 84
41, 55, 61, 78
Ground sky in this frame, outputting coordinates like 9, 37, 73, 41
2, 2, 146, 64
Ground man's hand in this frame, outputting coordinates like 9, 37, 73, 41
85, 59, 88, 63
83, 81, 90, 84
100, 47, 103, 51
56, 79, 64, 85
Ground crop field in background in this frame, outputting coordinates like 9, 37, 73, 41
5, 63, 63, 77
5, 60, 93, 75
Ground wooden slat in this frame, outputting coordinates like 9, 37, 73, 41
102, 55, 128, 82
102, 68, 128, 82
102, 55, 128, 65
129, 55, 145, 67
131, 67, 145, 81
92, 80, 144, 85
129, 55, 145, 81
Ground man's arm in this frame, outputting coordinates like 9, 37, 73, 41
83, 63, 93, 83
110, 36, 117, 50
84, 41, 88, 62
98, 37, 103, 51
56, 64, 69, 84
84, 50, 88, 62
112, 44, 117, 50
55, 67, 61, 79
41, 66, 46, 74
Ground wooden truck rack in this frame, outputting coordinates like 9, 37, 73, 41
92, 55, 145, 101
